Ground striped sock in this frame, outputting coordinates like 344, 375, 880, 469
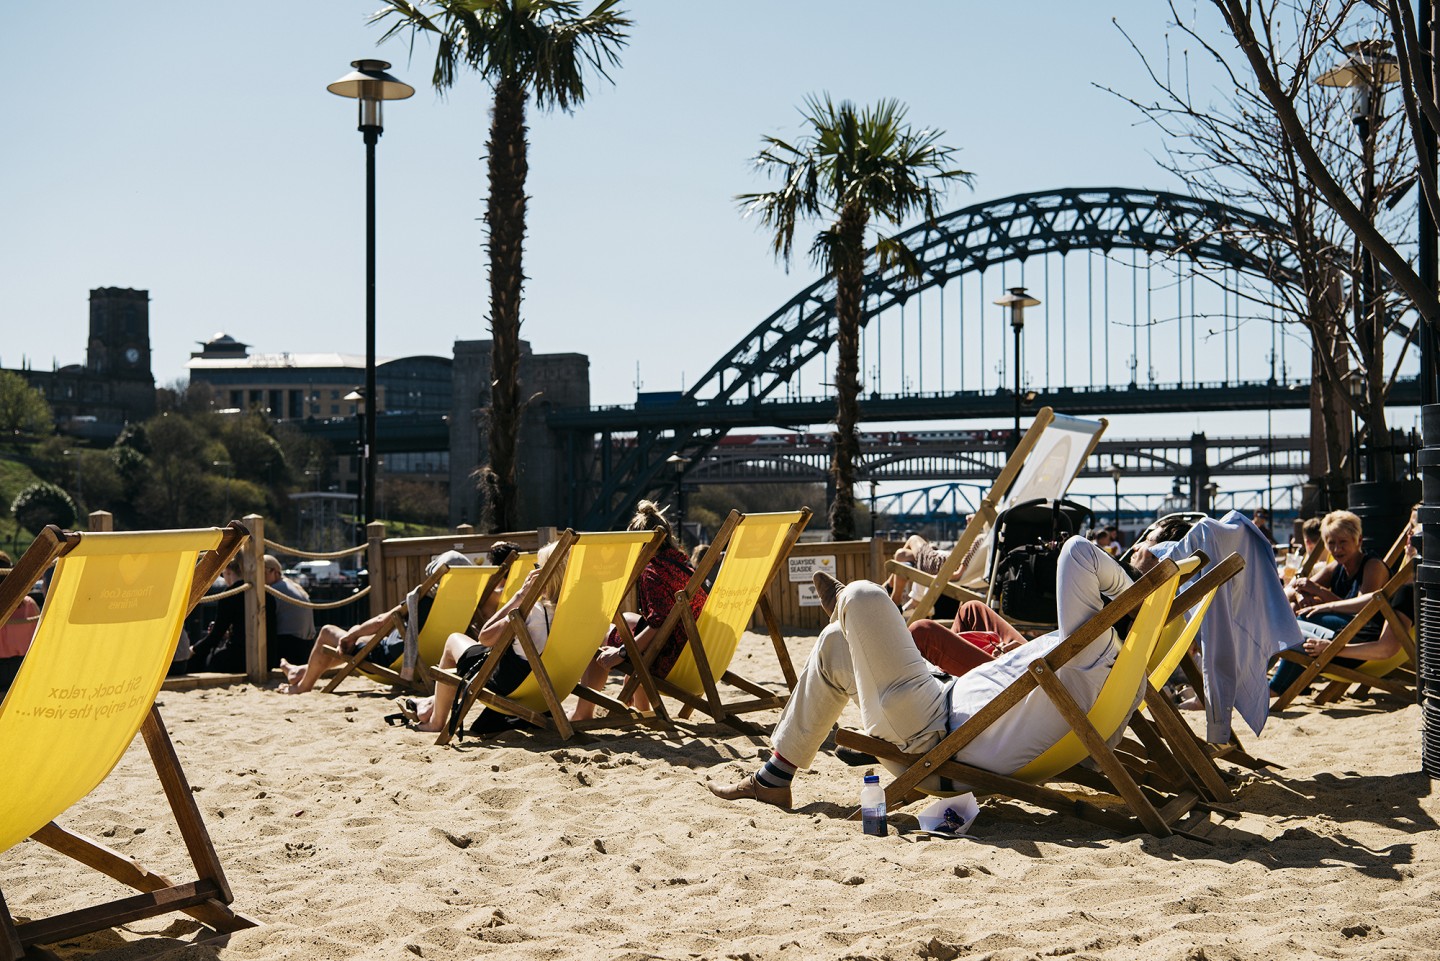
755, 752, 796, 789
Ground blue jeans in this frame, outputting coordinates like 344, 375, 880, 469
1270, 613, 1365, 693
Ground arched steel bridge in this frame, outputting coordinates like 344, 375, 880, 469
552, 186, 1343, 529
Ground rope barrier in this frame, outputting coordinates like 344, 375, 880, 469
261, 539, 367, 561
264, 583, 371, 611
202, 582, 252, 602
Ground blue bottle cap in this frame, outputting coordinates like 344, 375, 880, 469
864, 774, 880, 784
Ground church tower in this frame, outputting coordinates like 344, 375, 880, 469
86, 287, 153, 379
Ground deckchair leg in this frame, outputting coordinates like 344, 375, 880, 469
1140, 688, 1232, 802
1030, 664, 1174, 836
758, 595, 798, 689
140, 708, 240, 905
0, 890, 24, 961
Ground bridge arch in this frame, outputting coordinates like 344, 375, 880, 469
572, 187, 1302, 529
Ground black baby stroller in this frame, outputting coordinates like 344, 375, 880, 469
983, 497, 1094, 628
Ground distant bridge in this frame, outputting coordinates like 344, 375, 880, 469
553, 187, 1416, 529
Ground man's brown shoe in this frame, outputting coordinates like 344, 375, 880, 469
813, 571, 844, 618
707, 774, 792, 809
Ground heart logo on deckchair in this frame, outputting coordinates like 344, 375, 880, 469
117, 553, 150, 586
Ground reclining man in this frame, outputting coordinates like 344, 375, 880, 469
708, 536, 1135, 808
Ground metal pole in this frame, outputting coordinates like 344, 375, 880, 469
363, 128, 378, 526
1012, 322, 1022, 452
1423, 0, 1438, 408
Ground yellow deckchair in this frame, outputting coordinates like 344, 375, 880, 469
1119, 553, 1248, 804
1271, 557, 1416, 711
836, 553, 1204, 837
319, 562, 507, 694
437, 529, 665, 744
891, 408, 1108, 625
0, 523, 254, 959
617, 509, 810, 733
499, 551, 538, 604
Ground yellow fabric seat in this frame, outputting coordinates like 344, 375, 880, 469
440, 530, 664, 743
0, 524, 255, 958
628, 509, 809, 732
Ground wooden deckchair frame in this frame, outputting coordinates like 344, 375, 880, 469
319, 560, 509, 694
1271, 556, 1416, 711
1114, 553, 1256, 804
835, 555, 1204, 837
615, 508, 811, 734
435, 529, 666, 745
896, 408, 1108, 625
0, 523, 255, 959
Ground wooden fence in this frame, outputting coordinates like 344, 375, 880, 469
755, 537, 906, 631
6, 510, 905, 687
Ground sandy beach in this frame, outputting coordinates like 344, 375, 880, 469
6, 629, 1438, 961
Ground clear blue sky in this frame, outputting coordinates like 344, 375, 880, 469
10, 0, 1418, 513
2, 1, 1222, 409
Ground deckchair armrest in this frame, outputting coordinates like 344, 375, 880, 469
885, 560, 974, 603
427, 665, 463, 687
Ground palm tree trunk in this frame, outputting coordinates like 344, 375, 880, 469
483, 75, 528, 533
829, 205, 867, 541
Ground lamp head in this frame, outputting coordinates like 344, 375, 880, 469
1316, 40, 1399, 125
328, 59, 414, 132
993, 286, 1040, 332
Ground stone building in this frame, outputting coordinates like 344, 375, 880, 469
449, 340, 590, 528
7, 288, 157, 438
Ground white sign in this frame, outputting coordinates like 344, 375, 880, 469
788, 555, 837, 583
796, 583, 823, 607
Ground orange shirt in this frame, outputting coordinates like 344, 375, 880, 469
1, 595, 40, 659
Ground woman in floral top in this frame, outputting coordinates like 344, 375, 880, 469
572, 501, 707, 720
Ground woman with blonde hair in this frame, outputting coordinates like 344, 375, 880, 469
1273, 509, 1390, 694
572, 500, 708, 721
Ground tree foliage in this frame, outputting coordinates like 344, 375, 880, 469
0, 371, 53, 437
739, 96, 969, 538
11, 481, 77, 533
374, 0, 630, 532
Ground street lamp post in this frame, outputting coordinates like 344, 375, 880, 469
1205, 481, 1221, 515
1109, 464, 1123, 530
665, 453, 690, 546
328, 59, 413, 526
993, 287, 1040, 453
343, 389, 366, 516
1317, 40, 1399, 482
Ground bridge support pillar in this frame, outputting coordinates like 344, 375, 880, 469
1188, 433, 1211, 512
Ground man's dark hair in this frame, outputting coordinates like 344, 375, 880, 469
487, 541, 521, 566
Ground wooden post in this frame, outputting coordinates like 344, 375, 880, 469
869, 536, 886, 584
366, 521, 387, 618
455, 523, 475, 535
242, 514, 267, 685
87, 510, 113, 532
537, 526, 559, 547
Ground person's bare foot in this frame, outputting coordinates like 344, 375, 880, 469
277, 683, 301, 695
707, 774, 791, 809
813, 571, 843, 618
278, 659, 304, 686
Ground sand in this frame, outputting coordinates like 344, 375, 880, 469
5, 630, 1438, 961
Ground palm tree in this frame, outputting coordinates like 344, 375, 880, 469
375, 0, 630, 532
739, 95, 970, 539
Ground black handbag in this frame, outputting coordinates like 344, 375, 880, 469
995, 540, 1065, 622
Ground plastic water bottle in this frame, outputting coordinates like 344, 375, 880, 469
860, 774, 887, 836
